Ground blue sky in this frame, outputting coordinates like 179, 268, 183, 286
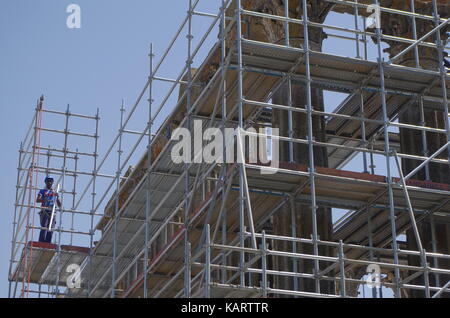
0, 0, 205, 298
0, 0, 397, 298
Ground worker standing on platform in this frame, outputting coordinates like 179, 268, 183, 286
36, 176, 61, 243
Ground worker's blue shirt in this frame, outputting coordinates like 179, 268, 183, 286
37, 189, 58, 209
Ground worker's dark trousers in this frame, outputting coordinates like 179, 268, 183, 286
39, 210, 55, 243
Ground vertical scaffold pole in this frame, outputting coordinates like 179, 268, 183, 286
8, 142, 24, 298
418, 97, 430, 180
354, 0, 361, 59
431, 0, 450, 162
284, 0, 290, 47
236, 0, 246, 287
287, 75, 294, 163
144, 43, 154, 298
359, 91, 369, 173
432, 0, 449, 296
430, 215, 441, 288
338, 240, 346, 297
70, 149, 79, 246
374, 0, 401, 298
410, 0, 421, 68
367, 209, 378, 298
284, 0, 294, 163
45, 148, 52, 177
410, 0, 431, 181
184, 0, 193, 298
111, 101, 125, 298
220, 0, 228, 285
22, 98, 42, 298
54, 103, 71, 296
423, 248, 431, 298
290, 196, 298, 292
302, 0, 320, 293
88, 108, 100, 297
363, 17, 368, 61
205, 224, 211, 298
261, 230, 268, 298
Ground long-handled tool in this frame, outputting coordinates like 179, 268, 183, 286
48, 183, 60, 232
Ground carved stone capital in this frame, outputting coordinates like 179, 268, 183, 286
242, 0, 334, 50
377, 1, 449, 68
334, 1, 449, 69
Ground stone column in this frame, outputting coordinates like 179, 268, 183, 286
242, 0, 335, 295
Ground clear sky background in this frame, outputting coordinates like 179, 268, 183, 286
0, 0, 397, 298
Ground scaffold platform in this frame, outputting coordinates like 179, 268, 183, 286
11, 242, 89, 286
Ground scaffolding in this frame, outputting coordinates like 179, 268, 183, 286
8, 0, 450, 298
8, 97, 101, 297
